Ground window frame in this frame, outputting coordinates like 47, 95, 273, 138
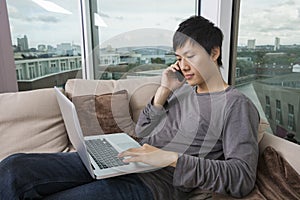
200, 0, 239, 84
0, 0, 18, 92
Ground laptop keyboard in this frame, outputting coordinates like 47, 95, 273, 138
85, 138, 129, 169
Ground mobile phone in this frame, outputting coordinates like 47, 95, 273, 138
175, 68, 184, 82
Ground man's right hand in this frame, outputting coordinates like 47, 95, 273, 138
161, 61, 185, 92
153, 62, 185, 108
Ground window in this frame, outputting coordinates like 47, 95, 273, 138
16, 68, 23, 80
88, 0, 198, 80
29, 66, 36, 79
3, 1, 199, 91
235, 0, 300, 141
288, 104, 296, 132
7, 0, 83, 91
275, 100, 282, 125
265, 96, 272, 119
61, 62, 67, 71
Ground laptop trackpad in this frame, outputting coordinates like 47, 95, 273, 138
104, 133, 141, 152
117, 142, 140, 151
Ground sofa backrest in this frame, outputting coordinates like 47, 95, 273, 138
0, 88, 70, 161
0, 76, 274, 162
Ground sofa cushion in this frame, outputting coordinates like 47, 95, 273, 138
72, 90, 135, 136
0, 88, 69, 161
65, 76, 161, 134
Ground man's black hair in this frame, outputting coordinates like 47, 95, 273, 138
173, 16, 224, 66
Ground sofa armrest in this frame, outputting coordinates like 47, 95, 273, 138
259, 132, 300, 175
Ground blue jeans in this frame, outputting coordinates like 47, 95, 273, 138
0, 152, 154, 200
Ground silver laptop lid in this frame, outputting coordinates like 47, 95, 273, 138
54, 87, 95, 178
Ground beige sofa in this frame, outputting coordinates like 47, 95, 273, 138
0, 76, 299, 198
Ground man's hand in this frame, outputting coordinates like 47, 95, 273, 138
161, 61, 185, 92
153, 62, 185, 108
118, 144, 178, 168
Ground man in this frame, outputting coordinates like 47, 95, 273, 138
0, 16, 259, 200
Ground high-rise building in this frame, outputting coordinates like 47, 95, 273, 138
38, 44, 46, 52
57, 43, 72, 55
247, 39, 256, 49
17, 35, 29, 51
274, 37, 280, 51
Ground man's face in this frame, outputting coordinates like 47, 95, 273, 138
175, 40, 218, 87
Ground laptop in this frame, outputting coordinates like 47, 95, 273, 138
54, 87, 159, 179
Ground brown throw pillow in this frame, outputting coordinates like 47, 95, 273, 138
72, 90, 135, 136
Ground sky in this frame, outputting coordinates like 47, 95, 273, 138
7, 0, 195, 48
238, 0, 300, 46
6, 0, 300, 49
7, 0, 82, 48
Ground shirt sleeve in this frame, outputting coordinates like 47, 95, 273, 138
172, 98, 260, 198
135, 97, 169, 138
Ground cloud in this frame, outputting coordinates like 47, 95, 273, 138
37, 15, 60, 23
174, 17, 186, 22
278, 0, 296, 6
101, 28, 174, 48
239, 0, 300, 45
100, 12, 110, 18
24, 15, 60, 23
7, 4, 23, 20
8, 3, 60, 23
115, 16, 124, 20
99, 12, 124, 21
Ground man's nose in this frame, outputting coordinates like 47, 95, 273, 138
180, 58, 189, 70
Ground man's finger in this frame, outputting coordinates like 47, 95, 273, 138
118, 148, 145, 157
122, 156, 141, 163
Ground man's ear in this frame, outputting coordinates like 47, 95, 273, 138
210, 47, 220, 62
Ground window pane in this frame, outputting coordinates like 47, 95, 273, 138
91, 0, 196, 80
236, 0, 300, 143
7, 0, 83, 91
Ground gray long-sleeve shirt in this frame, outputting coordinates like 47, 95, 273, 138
136, 85, 260, 199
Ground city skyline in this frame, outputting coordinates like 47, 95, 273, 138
14, 34, 81, 50
16, 34, 299, 52
7, 0, 300, 48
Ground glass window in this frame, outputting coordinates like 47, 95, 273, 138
7, 0, 82, 91
235, 0, 300, 142
265, 96, 272, 119
90, 0, 197, 80
288, 104, 296, 132
275, 99, 283, 125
